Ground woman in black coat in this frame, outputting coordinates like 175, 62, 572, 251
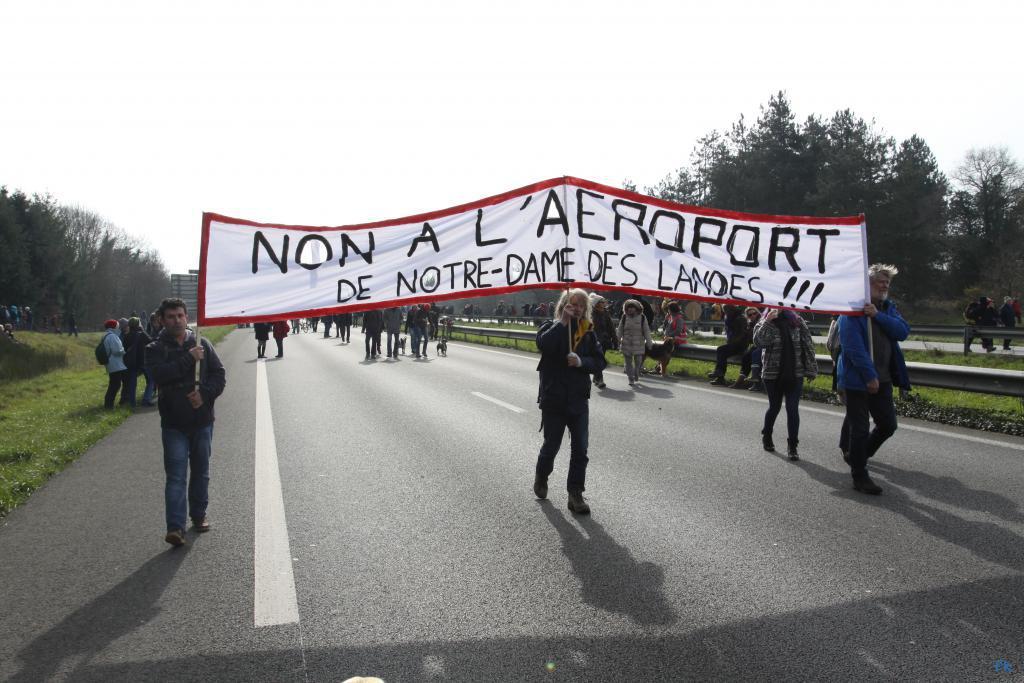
533, 288, 607, 514
254, 322, 271, 358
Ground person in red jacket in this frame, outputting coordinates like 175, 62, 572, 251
272, 320, 289, 358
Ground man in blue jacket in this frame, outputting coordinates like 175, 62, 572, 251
837, 264, 910, 495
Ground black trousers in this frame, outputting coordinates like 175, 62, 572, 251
714, 341, 748, 376
841, 382, 897, 478
536, 409, 590, 492
105, 370, 128, 408
275, 338, 284, 356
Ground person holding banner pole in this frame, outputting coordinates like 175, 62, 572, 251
144, 297, 226, 547
836, 264, 910, 495
533, 288, 607, 515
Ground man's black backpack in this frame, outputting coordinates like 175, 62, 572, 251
95, 336, 109, 365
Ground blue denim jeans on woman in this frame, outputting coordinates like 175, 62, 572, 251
162, 425, 213, 532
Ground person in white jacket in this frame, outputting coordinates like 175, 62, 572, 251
102, 318, 128, 408
617, 299, 653, 385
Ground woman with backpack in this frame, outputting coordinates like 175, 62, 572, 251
753, 308, 818, 460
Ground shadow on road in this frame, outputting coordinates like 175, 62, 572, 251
541, 502, 676, 627
46, 573, 1024, 682
8, 546, 192, 682
796, 459, 1024, 571
869, 461, 1024, 523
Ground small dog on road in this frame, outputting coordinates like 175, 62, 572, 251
397, 336, 407, 355
643, 338, 676, 377
436, 336, 448, 357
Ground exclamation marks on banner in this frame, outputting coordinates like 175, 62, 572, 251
779, 277, 825, 309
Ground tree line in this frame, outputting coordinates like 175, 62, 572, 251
629, 92, 1024, 308
0, 189, 170, 328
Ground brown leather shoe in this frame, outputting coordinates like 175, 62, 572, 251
193, 518, 211, 533
164, 529, 186, 546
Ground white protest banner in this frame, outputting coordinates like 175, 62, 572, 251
198, 177, 868, 324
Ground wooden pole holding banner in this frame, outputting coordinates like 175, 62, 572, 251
194, 323, 202, 386
561, 176, 572, 353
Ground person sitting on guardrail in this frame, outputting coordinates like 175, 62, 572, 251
999, 296, 1016, 351
734, 307, 761, 389
664, 302, 689, 346
754, 308, 817, 460
837, 263, 910, 496
708, 305, 750, 386
533, 288, 607, 515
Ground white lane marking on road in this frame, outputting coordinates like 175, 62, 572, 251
453, 341, 1024, 451
471, 391, 525, 413
255, 360, 300, 627
448, 342, 534, 361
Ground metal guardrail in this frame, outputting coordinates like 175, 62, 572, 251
450, 325, 1024, 398
454, 316, 1024, 356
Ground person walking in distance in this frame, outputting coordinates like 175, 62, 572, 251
254, 321, 271, 358
753, 308, 818, 460
272, 319, 289, 358
382, 306, 403, 359
101, 319, 129, 409
589, 293, 616, 389
999, 296, 1016, 350
361, 308, 384, 360
144, 298, 226, 546
533, 288, 607, 514
617, 299, 653, 386
837, 264, 910, 495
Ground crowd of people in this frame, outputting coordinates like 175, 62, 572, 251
963, 295, 1021, 351
0, 304, 79, 336
252, 304, 456, 361
530, 264, 918, 513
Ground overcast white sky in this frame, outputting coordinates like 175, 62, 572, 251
2, 0, 1022, 274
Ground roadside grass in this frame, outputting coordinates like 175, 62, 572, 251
0, 326, 233, 518
450, 329, 1024, 430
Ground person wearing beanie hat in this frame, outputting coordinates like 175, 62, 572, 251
101, 318, 129, 408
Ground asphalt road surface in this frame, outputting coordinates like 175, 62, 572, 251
2, 328, 1023, 682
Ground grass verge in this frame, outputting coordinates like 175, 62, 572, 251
450, 329, 1024, 437
0, 326, 234, 518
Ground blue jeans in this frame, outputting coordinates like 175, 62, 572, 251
536, 409, 590, 492
762, 379, 803, 441
411, 326, 424, 355
162, 425, 213, 532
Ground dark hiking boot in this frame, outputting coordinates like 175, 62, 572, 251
533, 475, 548, 500
787, 439, 799, 461
748, 381, 763, 392
853, 476, 883, 495
710, 376, 728, 386
762, 433, 775, 452
567, 491, 590, 515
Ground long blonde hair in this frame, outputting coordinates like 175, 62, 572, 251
554, 288, 592, 322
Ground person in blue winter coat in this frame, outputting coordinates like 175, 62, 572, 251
533, 288, 607, 515
836, 264, 910, 495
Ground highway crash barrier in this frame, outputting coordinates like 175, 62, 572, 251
450, 325, 1024, 398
